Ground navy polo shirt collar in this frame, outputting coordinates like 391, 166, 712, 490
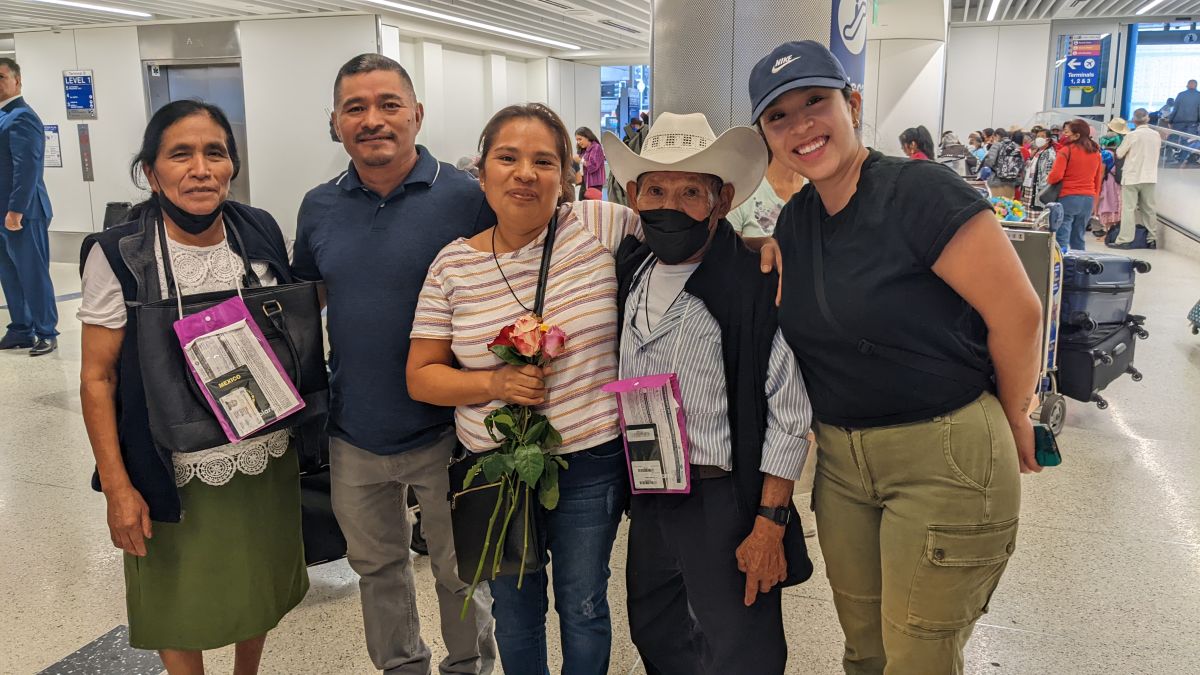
336, 144, 442, 198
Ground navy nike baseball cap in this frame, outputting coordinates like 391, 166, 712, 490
749, 41, 853, 124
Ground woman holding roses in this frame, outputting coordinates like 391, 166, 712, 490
407, 103, 638, 675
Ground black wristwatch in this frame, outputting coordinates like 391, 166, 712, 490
757, 505, 791, 526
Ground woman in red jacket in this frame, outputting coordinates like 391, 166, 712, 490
1045, 119, 1104, 250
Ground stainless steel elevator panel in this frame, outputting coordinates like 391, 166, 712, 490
652, 0, 839, 132
144, 63, 251, 204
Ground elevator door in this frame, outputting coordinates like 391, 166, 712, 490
146, 62, 251, 204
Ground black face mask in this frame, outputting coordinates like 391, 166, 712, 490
640, 208, 713, 265
156, 190, 223, 236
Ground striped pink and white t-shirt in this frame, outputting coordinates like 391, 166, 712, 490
412, 200, 641, 455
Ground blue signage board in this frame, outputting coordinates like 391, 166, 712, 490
63, 70, 97, 120
1064, 56, 1099, 90
829, 0, 869, 91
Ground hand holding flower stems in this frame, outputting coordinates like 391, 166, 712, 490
460, 314, 569, 618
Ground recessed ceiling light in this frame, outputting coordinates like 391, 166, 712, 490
363, 0, 580, 50
30, 0, 152, 18
986, 0, 1002, 21
1136, 0, 1166, 15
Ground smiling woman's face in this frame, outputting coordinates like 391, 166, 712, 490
759, 86, 862, 184
480, 117, 564, 233
145, 113, 233, 215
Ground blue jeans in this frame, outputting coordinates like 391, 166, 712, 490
489, 437, 628, 675
0, 217, 58, 339
1056, 195, 1093, 251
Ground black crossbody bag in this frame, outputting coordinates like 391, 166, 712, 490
448, 214, 558, 584
136, 216, 329, 453
809, 219, 994, 391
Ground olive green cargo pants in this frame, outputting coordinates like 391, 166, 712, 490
813, 393, 1021, 675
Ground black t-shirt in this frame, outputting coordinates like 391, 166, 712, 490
775, 150, 994, 428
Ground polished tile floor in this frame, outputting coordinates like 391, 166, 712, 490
5, 245, 1200, 674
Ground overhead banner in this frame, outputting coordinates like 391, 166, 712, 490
63, 70, 97, 120
829, 0, 869, 91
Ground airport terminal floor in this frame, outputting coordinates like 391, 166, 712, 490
5, 247, 1200, 674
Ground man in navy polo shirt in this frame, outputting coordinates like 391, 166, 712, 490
293, 54, 497, 675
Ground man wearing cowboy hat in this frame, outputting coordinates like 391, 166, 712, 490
602, 113, 814, 674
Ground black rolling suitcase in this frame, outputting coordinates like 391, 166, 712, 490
300, 470, 347, 566
295, 418, 348, 567
102, 202, 133, 230
1060, 251, 1150, 331
1058, 317, 1148, 409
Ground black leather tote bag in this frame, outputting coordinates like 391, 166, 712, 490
136, 216, 328, 453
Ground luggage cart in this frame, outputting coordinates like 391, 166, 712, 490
1004, 224, 1067, 435
966, 179, 991, 199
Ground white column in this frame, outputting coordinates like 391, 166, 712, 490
525, 58, 549, 105
484, 52, 508, 115
862, 0, 950, 156
652, 0, 869, 132
413, 39, 445, 157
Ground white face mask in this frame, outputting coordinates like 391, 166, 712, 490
1035, 137, 1048, 148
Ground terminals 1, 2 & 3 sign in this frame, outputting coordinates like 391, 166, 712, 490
1065, 37, 1102, 92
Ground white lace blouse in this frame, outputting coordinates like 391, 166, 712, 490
79, 235, 290, 488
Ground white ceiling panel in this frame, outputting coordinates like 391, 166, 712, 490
0, 0, 653, 52
952, 0, 1200, 23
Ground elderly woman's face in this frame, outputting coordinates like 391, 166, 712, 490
145, 113, 233, 215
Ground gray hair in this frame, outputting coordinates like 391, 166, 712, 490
1132, 108, 1150, 124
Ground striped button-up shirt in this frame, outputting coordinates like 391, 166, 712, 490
619, 271, 813, 480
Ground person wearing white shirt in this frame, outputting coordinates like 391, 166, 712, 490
1111, 108, 1163, 249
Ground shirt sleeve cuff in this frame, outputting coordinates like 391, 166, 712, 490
759, 429, 810, 482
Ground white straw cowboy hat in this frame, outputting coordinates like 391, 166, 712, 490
602, 112, 767, 210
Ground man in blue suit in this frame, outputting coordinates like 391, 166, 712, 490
0, 58, 57, 356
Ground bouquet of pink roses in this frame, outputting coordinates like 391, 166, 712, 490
459, 314, 568, 615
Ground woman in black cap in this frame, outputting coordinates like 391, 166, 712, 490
747, 40, 1043, 674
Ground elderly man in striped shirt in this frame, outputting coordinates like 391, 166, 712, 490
602, 112, 814, 675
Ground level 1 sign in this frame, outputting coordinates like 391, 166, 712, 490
1064, 56, 1099, 90
63, 70, 97, 120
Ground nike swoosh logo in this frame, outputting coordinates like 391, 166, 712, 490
771, 56, 797, 74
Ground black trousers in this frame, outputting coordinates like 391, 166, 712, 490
626, 476, 787, 675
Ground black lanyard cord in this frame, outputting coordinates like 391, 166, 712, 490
492, 209, 559, 319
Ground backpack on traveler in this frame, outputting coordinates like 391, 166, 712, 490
994, 139, 1025, 182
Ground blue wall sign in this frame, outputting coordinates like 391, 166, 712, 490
1064, 56, 1099, 90
63, 70, 97, 120
829, 0, 869, 91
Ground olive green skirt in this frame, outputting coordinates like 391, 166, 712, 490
124, 447, 309, 651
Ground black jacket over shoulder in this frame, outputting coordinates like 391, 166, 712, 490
79, 201, 293, 523
616, 221, 812, 586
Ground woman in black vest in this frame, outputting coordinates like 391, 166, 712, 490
748, 42, 1043, 674
78, 100, 307, 673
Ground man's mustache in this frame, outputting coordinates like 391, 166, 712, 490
356, 130, 397, 142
